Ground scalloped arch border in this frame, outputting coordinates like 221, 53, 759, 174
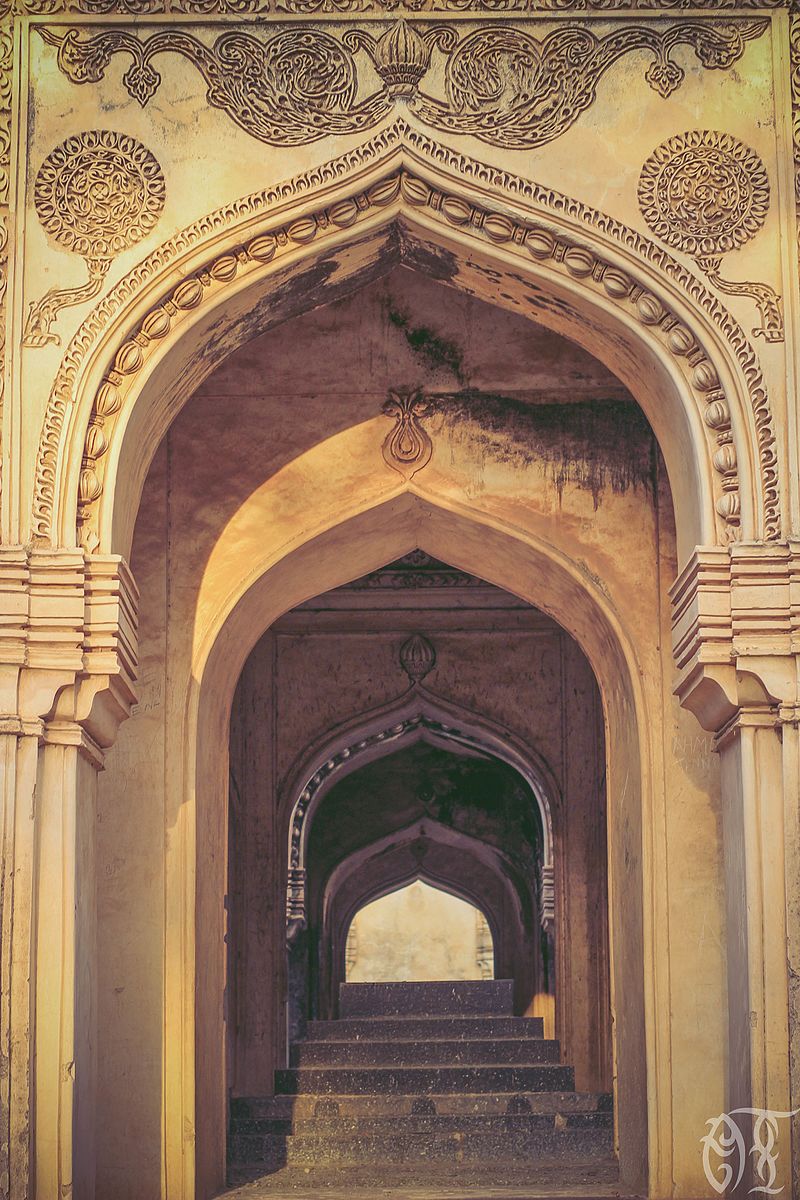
31, 120, 780, 549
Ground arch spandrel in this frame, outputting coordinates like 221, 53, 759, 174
30, 122, 781, 560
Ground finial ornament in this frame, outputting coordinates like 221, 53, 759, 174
344, 22, 456, 98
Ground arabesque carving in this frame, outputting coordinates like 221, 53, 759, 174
31, 123, 780, 551
24, 131, 166, 348
382, 387, 433, 479
39, 19, 767, 151
638, 130, 783, 342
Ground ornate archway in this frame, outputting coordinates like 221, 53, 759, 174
282, 689, 557, 937
32, 123, 779, 561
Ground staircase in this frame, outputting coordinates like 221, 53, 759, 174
228, 980, 616, 1189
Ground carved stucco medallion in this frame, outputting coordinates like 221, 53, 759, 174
638, 130, 783, 341
24, 129, 166, 347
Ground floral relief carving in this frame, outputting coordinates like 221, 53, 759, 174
30, 122, 780, 549
38, 19, 767, 151
24, 131, 166, 348
382, 387, 433, 478
638, 130, 784, 342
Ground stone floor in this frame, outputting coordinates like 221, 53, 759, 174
220, 1160, 626, 1198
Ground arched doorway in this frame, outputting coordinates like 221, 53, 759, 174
72, 185, 742, 1198
343, 880, 496, 984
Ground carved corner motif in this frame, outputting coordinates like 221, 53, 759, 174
382, 387, 433, 479
37, 19, 767, 152
24, 130, 165, 349
638, 130, 784, 343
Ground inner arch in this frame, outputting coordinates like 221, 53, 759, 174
344, 880, 495, 984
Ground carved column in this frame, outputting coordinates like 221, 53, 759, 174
673, 543, 799, 1195
0, 549, 137, 1200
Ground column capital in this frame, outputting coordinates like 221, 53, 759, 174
0, 547, 139, 745
671, 542, 800, 733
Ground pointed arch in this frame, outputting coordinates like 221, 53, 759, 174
282, 686, 558, 932
32, 122, 780, 562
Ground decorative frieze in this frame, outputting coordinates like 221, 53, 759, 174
1, 0, 794, 14
39, 19, 767, 150
638, 131, 784, 342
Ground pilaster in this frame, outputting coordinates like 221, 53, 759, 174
0, 548, 138, 1200
671, 542, 800, 1195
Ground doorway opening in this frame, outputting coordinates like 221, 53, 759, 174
344, 880, 495, 984
225, 551, 613, 1189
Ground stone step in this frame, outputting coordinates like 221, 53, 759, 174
230, 1111, 614, 1137
226, 1161, 624, 1195
307, 1014, 544, 1040
231, 1090, 613, 1122
275, 1064, 575, 1095
229, 1126, 614, 1167
339, 979, 514, 1018
290, 1037, 560, 1067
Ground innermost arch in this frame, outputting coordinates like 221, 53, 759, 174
345, 879, 494, 984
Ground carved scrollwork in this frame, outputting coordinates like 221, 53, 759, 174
412, 22, 768, 146
38, 19, 767, 151
24, 130, 165, 348
38, 26, 392, 145
382, 387, 433, 479
638, 131, 783, 342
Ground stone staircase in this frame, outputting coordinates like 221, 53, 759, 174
228, 979, 615, 1185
